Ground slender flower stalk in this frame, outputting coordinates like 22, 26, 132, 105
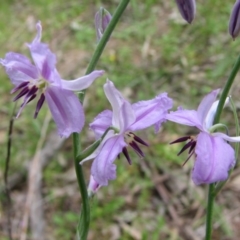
204, 54, 240, 240
0, 22, 104, 137
73, 1, 130, 239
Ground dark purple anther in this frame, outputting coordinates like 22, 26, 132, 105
27, 94, 37, 104
170, 135, 191, 144
122, 147, 132, 165
26, 86, 38, 98
13, 86, 29, 101
11, 81, 29, 94
34, 93, 45, 118
132, 133, 149, 146
177, 139, 195, 155
129, 141, 145, 157
170, 135, 196, 165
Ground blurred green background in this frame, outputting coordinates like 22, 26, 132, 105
1, 0, 240, 239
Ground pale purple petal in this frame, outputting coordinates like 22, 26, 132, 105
204, 97, 229, 131
104, 80, 128, 128
61, 70, 104, 91
213, 132, 240, 142
91, 135, 127, 186
28, 42, 61, 85
192, 132, 235, 185
166, 108, 203, 130
45, 86, 84, 137
89, 110, 112, 139
88, 175, 101, 194
0, 52, 38, 85
81, 130, 115, 163
119, 101, 136, 133
130, 93, 173, 131
32, 21, 42, 44
197, 89, 220, 129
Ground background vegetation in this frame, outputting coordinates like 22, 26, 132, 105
1, 0, 240, 239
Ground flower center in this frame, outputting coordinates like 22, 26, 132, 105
29, 78, 48, 92
11, 79, 48, 118
122, 131, 149, 165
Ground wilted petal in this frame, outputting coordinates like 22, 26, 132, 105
0, 52, 38, 85
229, 0, 240, 38
89, 110, 112, 139
192, 132, 235, 185
61, 70, 104, 91
45, 86, 84, 137
130, 93, 173, 131
91, 135, 127, 186
175, 0, 196, 24
166, 108, 203, 130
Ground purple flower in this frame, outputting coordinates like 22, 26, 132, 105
167, 89, 240, 185
82, 80, 173, 186
229, 0, 240, 39
0, 22, 104, 137
175, 0, 196, 24
95, 7, 112, 42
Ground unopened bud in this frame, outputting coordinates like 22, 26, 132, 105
229, 0, 240, 39
95, 7, 112, 42
175, 0, 196, 24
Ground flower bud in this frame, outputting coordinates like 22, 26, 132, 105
175, 0, 196, 24
95, 7, 112, 42
229, 0, 240, 39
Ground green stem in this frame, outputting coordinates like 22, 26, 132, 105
205, 184, 215, 240
213, 54, 240, 124
72, 1, 130, 239
205, 54, 240, 240
81, 0, 130, 103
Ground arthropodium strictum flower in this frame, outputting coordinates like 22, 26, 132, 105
82, 80, 173, 186
167, 89, 240, 185
0, 22, 104, 137
229, 0, 240, 39
95, 7, 112, 42
175, 0, 196, 24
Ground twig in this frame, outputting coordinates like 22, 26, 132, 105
19, 111, 51, 240
4, 103, 17, 240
